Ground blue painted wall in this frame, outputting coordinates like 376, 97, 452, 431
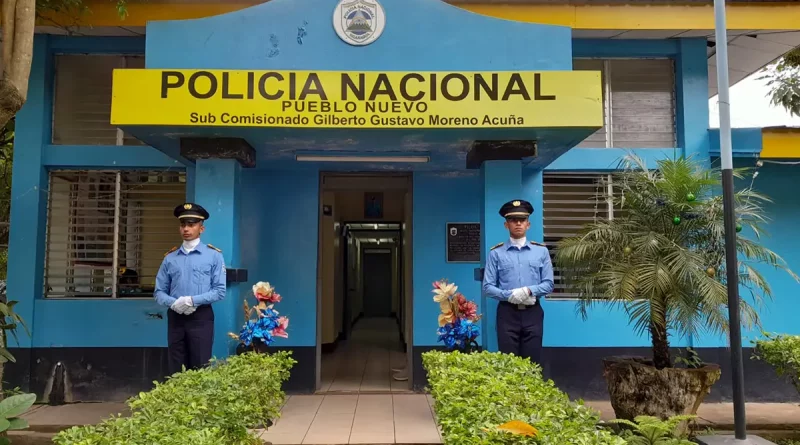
412, 172, 482, 346
693, 162, 800, 347
239, 169, 320, 347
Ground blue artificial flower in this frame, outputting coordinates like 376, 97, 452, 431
239, 321, 256, 347
436, 318, 481, 351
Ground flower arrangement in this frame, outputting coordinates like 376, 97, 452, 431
229, 281, 289, 350
432, 279, 482, 352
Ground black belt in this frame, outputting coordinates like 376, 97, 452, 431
500, 301, 538, 310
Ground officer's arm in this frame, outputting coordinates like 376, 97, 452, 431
482, 251, 512, 301
527, 248, 555, 297
154, 259, 177, 307
191, 254, 227, 306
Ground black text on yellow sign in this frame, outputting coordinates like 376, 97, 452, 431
111, 70, 603, 129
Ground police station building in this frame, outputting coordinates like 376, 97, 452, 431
7, 0, 800, 401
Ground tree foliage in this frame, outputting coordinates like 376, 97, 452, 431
761, 47, 800, 118
554, 154, 798, 370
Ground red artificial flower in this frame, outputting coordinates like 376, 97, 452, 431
272, 316, 289, 338
459, 300, 478, 321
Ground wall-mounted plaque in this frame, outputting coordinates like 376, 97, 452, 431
446, 223, 481, 263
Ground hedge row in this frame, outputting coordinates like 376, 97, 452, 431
422, 350, 625, 445
53, 351, 296, 445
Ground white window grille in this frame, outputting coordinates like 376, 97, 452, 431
573, 58, 677, 149
52, 54, 145, 146
543, 172, 618, 298
44, 170, 186, 298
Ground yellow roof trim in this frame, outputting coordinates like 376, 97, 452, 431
33, 2, 800, 30
761, 128, 800, 159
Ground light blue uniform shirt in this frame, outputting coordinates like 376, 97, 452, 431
482, 239, 555, 302
154, 242, 226, 307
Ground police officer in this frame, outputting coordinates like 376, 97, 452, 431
482, 199, 554, 364
155, 203, 226, 375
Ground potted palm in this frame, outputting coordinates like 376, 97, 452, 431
554, 154, 797, 421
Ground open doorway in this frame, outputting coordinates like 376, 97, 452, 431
316, 174, 412, 394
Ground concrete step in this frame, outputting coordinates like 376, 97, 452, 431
7, 431, 56, 445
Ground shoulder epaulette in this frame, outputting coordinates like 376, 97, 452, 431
530, 241, 545, 247
490, 242, 505, 251
164, 246, 178, 257
207, 244, 222, 253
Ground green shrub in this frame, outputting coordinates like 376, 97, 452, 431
52, 351, 295, 445
606, 415, 696, 445
753, 332, 800, 394
422, 350, 626, 445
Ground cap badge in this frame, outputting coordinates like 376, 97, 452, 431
183, 204, 192, 210
513, 201, 521, 207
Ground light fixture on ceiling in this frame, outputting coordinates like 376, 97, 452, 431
295, 154, 430, 163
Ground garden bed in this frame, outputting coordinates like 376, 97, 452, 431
50, 351, 295, 445
422, 350, 626, 445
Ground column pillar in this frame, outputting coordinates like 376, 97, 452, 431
677, 38, 710, 166
194, 158, 242, 359
7, 35, 52, 354
480, 160, 522, 352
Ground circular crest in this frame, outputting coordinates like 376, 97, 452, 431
333, 0, 386, 46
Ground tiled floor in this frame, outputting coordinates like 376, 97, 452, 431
258, 394, 442, 445
319, 317, 411, 394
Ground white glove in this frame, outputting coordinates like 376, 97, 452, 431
508, 288, 527, 304
171, 296, 196, 315
523, 294, 537, 306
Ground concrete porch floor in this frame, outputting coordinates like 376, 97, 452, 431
19, 398, 800, 444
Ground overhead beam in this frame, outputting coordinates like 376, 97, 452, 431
28, 1, 800, 30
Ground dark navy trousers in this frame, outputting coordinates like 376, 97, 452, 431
167, 304, 214, 375
496, 301, 544, 364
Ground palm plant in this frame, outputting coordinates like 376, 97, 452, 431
554, 154, 797, 370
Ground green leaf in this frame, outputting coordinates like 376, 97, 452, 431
0, 417, 11, 432
0, 436, 10, 445
0, 393, 36, 418
7, 417, 29, 430
0, 348, 16, 364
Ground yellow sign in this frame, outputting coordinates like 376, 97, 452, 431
111, 70, 602, 129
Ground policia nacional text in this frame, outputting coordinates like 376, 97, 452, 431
160, 71, 558, 103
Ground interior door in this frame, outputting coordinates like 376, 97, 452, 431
362, 249, 393, 318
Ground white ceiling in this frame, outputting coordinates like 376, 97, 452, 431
573, 29, 800, 97
37, 26, 800, 97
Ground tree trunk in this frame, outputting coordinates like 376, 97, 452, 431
650, 321, 671, 370
0, 78, 25, 128
0, 0, 36, 128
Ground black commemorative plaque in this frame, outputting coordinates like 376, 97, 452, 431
446, 223, 481, 263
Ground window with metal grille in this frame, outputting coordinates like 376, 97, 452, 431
573, 58, 677, 149
44, 170, 186, 298
543, 172, 618, 298
52, 54, 145, 146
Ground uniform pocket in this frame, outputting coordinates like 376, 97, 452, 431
192, 264, 212, 280
528, 260, 541, 281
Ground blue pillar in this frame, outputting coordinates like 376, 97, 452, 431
194, 159, 242, 359
524, 170, 545, 244
185, 165, 196, 202
7, 35, 52, 349
480, 160, 522, 352
676, 38, 710, 166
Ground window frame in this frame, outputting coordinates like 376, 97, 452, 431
51, 53, 145, 147
43, 169, 186, 300
573, 57, 678, 150
543, 171, 618, 300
